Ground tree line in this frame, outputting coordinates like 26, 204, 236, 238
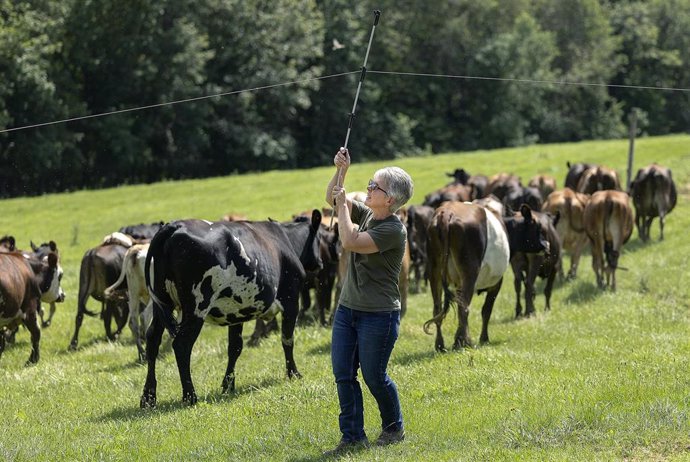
1, 0, 688, 198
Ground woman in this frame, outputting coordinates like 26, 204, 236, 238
324, 147, 413, 456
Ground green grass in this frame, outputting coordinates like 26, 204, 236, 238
1, 134, 690, 461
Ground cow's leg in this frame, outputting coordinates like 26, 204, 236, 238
659, 213, 666, 241
544, 267, 557, 311
568, 237, 587, 280
644, 216, 654, 242
172, 316, 205, 405
140, 310, 165, 408
113, 301, 130, 339
0, 328, 5, 360
281, 302, 302, 380
247, 319, 265, 347
635, 211, 644, 241
479, 279, 502, 344
524, 257, 539, 317
129, 298, 145, 363
23, 306, 41, 365
317, 271, 335, 327
513, 266, 524, 318
222, 324, 244, 394
453, 280, 475, 350
41, 302, 57, 328
103, 301, 115, 340
69, 292, 93, 350
590, 240, 604, 288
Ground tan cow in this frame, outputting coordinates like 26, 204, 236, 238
583, 190, 633, 291
104, 243, 152, 362
577, 165, 621, 194
542, 188, 590, 279
528, 175, 557, 202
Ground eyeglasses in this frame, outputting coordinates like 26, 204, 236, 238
367, 180, 389, 196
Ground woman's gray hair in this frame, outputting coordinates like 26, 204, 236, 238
375, 167, 414, 213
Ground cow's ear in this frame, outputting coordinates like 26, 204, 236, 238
48, 253, 58, 268
520, 204, 533, 222
49, 241, 57, 252
311, 209, 322, 229
31, 240, 38, 251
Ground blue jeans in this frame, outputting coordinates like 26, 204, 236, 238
331, 305, 403, 442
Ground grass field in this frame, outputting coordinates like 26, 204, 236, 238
1, 134, 689, 461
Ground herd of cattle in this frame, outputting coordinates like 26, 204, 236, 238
0, 160, 677, 406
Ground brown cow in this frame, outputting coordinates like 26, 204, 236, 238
583, 190, 633, 290
486, 173, 522, 202
446, 168, 489, 200
0, 247, 64, 365
577, 165, 621, 194
542, 188, 590, 279
564, 162, 595, 190
69, 235, 131, 350
629, 163, 677, 242
423, 183, 472, 208
406, 204, 435, 293
423, 202, 549, 351
423, 202, 510, 351
528, 175, 557, 202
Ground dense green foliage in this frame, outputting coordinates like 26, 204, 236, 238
0, 135, 688, 460
1, 1, 689, 198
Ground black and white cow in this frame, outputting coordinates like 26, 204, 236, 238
140, 210, 323, 407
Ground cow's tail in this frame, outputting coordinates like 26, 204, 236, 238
104, 249, 130, 299
78, 251, 99, 317
145, 223, 179, 337
603, 197, 619, 270
423, 211, 454, 333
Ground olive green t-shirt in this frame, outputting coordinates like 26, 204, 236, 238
339, 200, 407, 312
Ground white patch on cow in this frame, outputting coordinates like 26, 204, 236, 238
201, 220, 213, 225
102, 232, 133, 248
191, 262, 267, 322
233, 236, 251, 265
259, 298, 284, 321
475, 209, 510, 290
41, 264, 64, 303
165, 279, 181, 307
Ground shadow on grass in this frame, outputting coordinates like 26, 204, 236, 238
306, 342, 331, 356
391, 349, 437, 367
563, 279, 602, 305
94, 376, 282, 423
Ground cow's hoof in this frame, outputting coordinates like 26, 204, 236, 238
25, 359, 38, 367
222, 375, 236, 394
182, 391, 198, 406
140, 391, 157, 409
68, 342, 78, 351
247, 337, 261, 348
287, 370, 302, 380
42, 321, 51, 328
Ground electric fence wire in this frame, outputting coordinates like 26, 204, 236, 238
1, 69, 689, 135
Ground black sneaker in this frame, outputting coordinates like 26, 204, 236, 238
375, 428, 405, 446
323, 438, 370, 457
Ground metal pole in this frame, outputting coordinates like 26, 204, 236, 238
330, 10, 381, 227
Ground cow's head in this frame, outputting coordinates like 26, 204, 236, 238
504, 205, 550, 256
293, 209, 323, 274
32, 245, 65, 303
